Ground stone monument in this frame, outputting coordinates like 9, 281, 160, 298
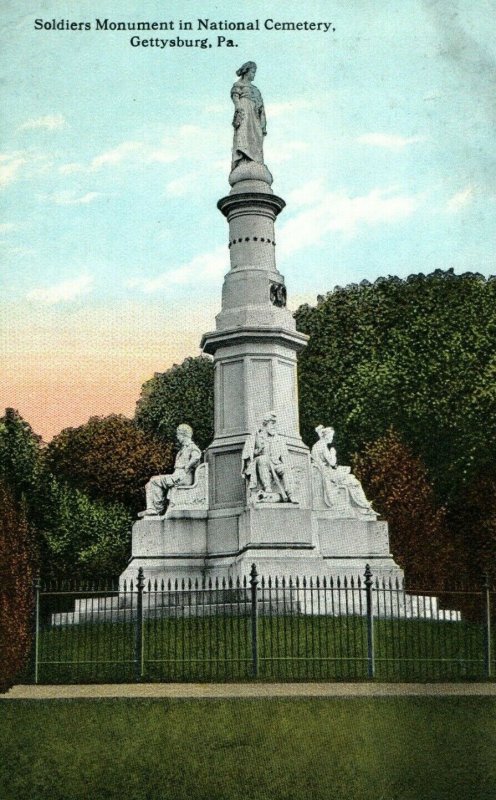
120, 63, 403, 587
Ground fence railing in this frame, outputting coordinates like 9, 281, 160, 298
32, 565, 495, 684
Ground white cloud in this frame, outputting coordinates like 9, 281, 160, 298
266, 98, 317, 117
145, 144, 181, 165
280, 187, 420, 256
91, 141, 142, 169
27, 274, 94, 304
446, 186, 474, 213
59, 139, 176, 174
52, 190, 102, 205
59, 141, 145, 174
59, 123, 223, 175
164, 175, 192, 197
20, 114, 66, 131
356, 133, 426, 150
59, 162, 85, 175
1, 244, 34, 258
286, 179, 326, 209
127, 246, 225, 293
126, 186, 419, 293
0, 154, 26, 188
1, 150, 55, 187
0, 222, 16, 234
145, 125, 206, 165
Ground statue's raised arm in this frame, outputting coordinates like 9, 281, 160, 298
231, 61, 266, 172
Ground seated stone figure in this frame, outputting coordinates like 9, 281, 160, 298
311, 425, 375, 517
140, 424, 201, 517
242, 411, 298, 503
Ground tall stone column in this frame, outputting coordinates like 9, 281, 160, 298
201, 170, 311, 525
201, 62, 312, 564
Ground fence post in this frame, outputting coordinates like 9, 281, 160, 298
364, 564, 375, 679
483, 573, 492, 679
135, 568, 145, 682
250, 564, 259, 678
33, 575, 41, 685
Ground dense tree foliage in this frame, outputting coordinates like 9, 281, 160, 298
0, 408, 42, 507
0, 480, 37, 691
38, 476, 133, 580
295, 270, 496, 504
135, 356, 214, 452
46, 414, 172, 515
0, 411, 142, 580
447, 465, 496, 584
353, 429, 453, 588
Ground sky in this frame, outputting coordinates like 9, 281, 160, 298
1, 0, 495, 440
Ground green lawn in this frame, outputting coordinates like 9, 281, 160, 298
1, 698, 495, 800
33, 612, 493, 683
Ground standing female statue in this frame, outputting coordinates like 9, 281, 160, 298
231, 61, 267, 171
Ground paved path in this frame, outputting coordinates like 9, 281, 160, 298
2, 683, 496, 699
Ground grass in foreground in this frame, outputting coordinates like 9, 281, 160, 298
1, 697, 495, 800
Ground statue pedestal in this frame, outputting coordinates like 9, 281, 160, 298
238, 505, 316, 549
121, 487, 403, 587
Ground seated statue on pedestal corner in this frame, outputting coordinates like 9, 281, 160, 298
139, 424, 201, 517
311, 425, 375, 517
242, 411, 298, 504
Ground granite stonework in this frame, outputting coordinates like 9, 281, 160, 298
120, 62, 405, 590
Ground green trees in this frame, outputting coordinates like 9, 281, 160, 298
0, 408, 42, 509
0, 410, 163, 581
135, 356, 214, 451
447, 465, 496, 584
38, 477, 133, 579
295, 270, 496, 583
42, 414, 171, 578
46, 414, 172, 515
295, 270, 496, 505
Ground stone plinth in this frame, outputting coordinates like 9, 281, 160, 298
122, 495, 403, 587
239, 506, 317, 549
130, 516, 208, 558
316, 517, 391, 558
119, 77, 405, 594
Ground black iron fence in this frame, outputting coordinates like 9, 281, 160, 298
32, 565, 495, 684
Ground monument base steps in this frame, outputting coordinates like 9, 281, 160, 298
51, 507, 461, 626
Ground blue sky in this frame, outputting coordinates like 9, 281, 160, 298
1, 0, 495, 438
